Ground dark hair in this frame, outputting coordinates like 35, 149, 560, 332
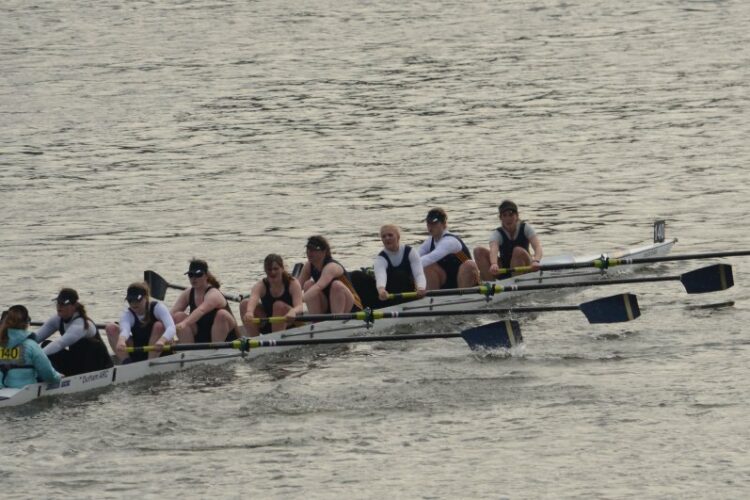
0, 305, 31, 345
189, 258, 221, 288
264, 254, 292, 284
306, 235, 332, 259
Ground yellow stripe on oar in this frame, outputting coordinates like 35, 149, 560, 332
720, 265, 729, 290
623, 294, 635, 321
506, 320, 517, 347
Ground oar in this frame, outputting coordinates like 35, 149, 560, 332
126, 319, 523, 353
144, 270, 245, 302
256, 293, 640, 325
388, 264, 733, 300
496, 250, 750, 276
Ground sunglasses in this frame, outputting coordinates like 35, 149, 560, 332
187, 272, 204, 278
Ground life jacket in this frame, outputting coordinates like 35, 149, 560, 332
0, 340, 34, 386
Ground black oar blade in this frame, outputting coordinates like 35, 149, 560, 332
144, 270, 169, 301
461, 320, 522, 350
291, 262, 304, 278
680, 264, 734, 294
579, 293, 640, 324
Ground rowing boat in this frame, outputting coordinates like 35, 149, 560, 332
0, 221, 676, 408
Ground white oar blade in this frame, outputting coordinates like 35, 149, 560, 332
461, 320, 522, 350
579, 293, 640, 323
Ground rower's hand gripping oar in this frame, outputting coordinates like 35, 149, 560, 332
495, 250, 750, 276
257, 293, 641, 326
388, 264, 733, 300
144, 270, 245, 302
126, 319, 523, 354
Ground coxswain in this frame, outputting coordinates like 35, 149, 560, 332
1, 305, 62, 388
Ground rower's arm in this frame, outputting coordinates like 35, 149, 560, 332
289, 279, 304, 314
373, 255, 389, 290
408, 249, 427, 290
529, 235, 543, 262
170, 290, 189, 316
153, 302, 177, 341
489, 241, 500, 266
244, 280, 265, 314
181, 289, 224, 326
420, 237, 462, 268
314, 262, 343, 291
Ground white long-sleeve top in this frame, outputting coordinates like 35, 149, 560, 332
34, 313, 98, 356
374, 244, 427, 290
117, 301, 176, 341
417, 231, 464, 268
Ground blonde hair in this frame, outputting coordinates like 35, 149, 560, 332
379, 224, 401, 238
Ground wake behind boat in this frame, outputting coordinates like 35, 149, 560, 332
0, 221, 687, 408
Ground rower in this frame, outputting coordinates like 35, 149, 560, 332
374, 224, 427, 305
418, 208, 480, 290
171, 259, 238, 343
299, 235, 363, 314
473, 200, 544, 280
33, 288, 114, 376
106, 282, 177, 362
240, 254, 304, 336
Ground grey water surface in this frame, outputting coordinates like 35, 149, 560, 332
2, 0, 750, 498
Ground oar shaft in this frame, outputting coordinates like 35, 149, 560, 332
128, 340, 243, 353
260, 305, 582, 324
390, 275, 679, 300
246, 332, 462, 348
497, 250, 750, 275
127, 333, 464, 353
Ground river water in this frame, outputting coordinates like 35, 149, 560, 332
2, 0, 750, 498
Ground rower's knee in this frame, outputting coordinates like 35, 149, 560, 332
473, 246, 489, 263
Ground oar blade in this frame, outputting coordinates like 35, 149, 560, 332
680, 264, 734, 294
144, 270, 169, 301
461, 320, 522, 350
579, 293, 640, 323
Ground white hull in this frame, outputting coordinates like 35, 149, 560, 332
0, 236, 676, 408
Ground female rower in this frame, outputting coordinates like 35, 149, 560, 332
298, 235, 363, 314
374, 224, 427, 304
473, 200, 544, 280
105, 282, 177, 362
240, 254, 304, 337
1, 305, 62, 388
171, 259, 238, 343
34, 288, 114, 376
